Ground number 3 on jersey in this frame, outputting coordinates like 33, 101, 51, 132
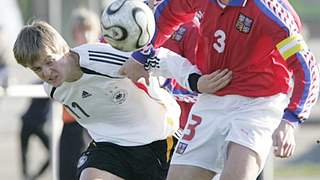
213, 29, 226, 53
182, 114, 202, 141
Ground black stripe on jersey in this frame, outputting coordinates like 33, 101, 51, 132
50, 87, 56, 98
88, 50, 128, 60
80, 67, 123, 79
89, 58, 123, 66
88, 50, 128, 66
89, 52, 127, 62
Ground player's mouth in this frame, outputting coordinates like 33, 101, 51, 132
49, 75, 61, 87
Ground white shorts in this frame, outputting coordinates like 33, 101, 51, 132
171, 93, 289, 173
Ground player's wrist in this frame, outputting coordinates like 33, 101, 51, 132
282, 109, 302, 129
281, 119, 298, 129
188, 73, 201, 93
131, 43, 156, 65
131, 51, 148, 65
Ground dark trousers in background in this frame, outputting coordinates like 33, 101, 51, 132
59, 122, 86, 180
20, 122, 50, 179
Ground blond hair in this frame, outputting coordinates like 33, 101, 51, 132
13, 20, 69, 67
71, 8, 101, 43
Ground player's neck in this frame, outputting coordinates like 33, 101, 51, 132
65, 50, 83, 82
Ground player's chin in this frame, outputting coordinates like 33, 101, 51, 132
53, 82, 63, 87
49, 79, 63, 87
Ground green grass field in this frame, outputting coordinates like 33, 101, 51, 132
275, 164, 320, 177
290, 0, 320, 21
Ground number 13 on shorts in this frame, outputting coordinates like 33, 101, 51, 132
182, 114, 202, 141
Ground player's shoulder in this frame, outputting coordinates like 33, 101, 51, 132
253, 0, 301, 32
72, 43, 130, 77
72, 43, 130, 65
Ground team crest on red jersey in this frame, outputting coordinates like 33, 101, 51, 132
171, 27, 186, 42
235, 13, 253, 34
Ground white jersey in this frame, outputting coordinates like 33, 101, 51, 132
43, 43, 184, 146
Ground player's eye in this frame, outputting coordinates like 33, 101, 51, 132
31, 67, 41, 72
46, 60, 54, 66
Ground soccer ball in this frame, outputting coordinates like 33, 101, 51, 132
101, 0, 155, 52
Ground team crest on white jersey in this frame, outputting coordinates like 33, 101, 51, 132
77, 154, 88, 168
111, 89, 128, 104
236, 13, 253, 34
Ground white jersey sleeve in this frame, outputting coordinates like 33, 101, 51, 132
148, 47, 201, 91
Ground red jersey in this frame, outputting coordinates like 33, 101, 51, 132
135, 0, 319, 126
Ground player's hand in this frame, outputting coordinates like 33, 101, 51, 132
197, 69, 232, 93
272, 120, 296, 158
119, 57, 150, 84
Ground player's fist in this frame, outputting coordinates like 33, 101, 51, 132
272, 120, 296, 158
119, 57, 150, 84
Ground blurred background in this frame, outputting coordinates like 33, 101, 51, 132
0, 0, 319, 180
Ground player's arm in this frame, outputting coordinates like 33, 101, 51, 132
283, 48, 319, 127
269, 5, 320, 128
272, 0, 320, 127
147, 47, 200, 91
148, 47, 232, 93
273, 38, 319, 158
266, 0, 320, 158
272, 21, 319, 159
